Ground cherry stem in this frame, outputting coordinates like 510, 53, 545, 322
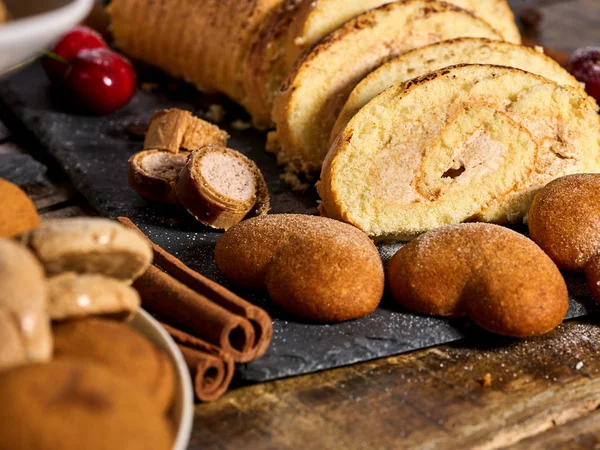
0, 55, 38, 76
40, 51, 68, 65
0, 50, 68, 77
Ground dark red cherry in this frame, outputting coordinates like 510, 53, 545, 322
43, 26, 107, 82
567, 47, 600, 102
63, 48, 137, 115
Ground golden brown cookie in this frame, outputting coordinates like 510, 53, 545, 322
0, 359, 173, 450
529, 174, 600, 305
265, 233, 384, 322
0, 239, 52, 363
0, 178, 40, 238
26, 218, 152, 282
216, 214, 384, 322
48, 273, 140, 321
529, 174, 600, 272
53, 318, 175, 413
388, 223, 568, 337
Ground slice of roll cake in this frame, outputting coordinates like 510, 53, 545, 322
331, 38, 589, 143
271, 0, 502, 175
243, 0, 305, 129
318, 64, 600, 240
245, 0, 518, 128
285, 0, 519, 65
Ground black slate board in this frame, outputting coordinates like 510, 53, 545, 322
0, 152, 49, 186
0, 62, 597, 383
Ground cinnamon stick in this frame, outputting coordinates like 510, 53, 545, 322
118, 216, 272, 359
179, 346, 232, 402
161, 322, 234, 402
134, 264, 256, 362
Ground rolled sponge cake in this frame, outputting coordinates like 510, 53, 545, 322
109, 0, 519, 129
331, 37, 590, 143
318, 64, 600, 240
245, 0, 518, 127
271, 0, 502, 175
284, 0, 519, 66
109, 0, 284, 101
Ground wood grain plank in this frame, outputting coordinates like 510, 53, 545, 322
508, 409, 600, 449
193, 322, 600, 449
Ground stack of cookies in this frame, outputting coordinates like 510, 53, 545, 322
0, 216, 177, 450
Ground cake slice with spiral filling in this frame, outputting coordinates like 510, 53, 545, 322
331, 38, 590, 144
271, 0, 502, 175
318, 64, 600, 240
245, 0, 518, 127
284, 0, 519, 67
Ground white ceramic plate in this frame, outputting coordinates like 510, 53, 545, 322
0, 0, 94, 74
130, 309, 194, 450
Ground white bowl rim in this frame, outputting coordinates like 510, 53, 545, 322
0, 0, 95, 44
136, 309, 195, 450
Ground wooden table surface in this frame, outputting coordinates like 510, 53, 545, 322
1, 1, 599, 449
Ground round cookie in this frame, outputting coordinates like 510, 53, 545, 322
215, 214, 318, 288
26, 218, 152, 282
0, 179, 40, 238
53, 318, 175, 413
216, 214, 384, 322
0, 359, 173, 450
265, 234, 384, 322
48, 273, 140, 321
388, 224, 569, 337
0, 239, 52, 363
529, 174, 600, 271
386, 228, 474, 318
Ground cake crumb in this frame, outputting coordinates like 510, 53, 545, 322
204, 104, 225, 123
294, 36, 306, 47
231, 120, 252, 131
280, 172, 310, 192
480, 373, 493, 388
575, 361, 584, 370
125, 122, 149, 139
141, 82, 159, 92
265, 131, 280, 154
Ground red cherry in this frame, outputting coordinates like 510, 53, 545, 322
43, 26, 107, 82
64, 48, 137, 115
566, 46, 600, 102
